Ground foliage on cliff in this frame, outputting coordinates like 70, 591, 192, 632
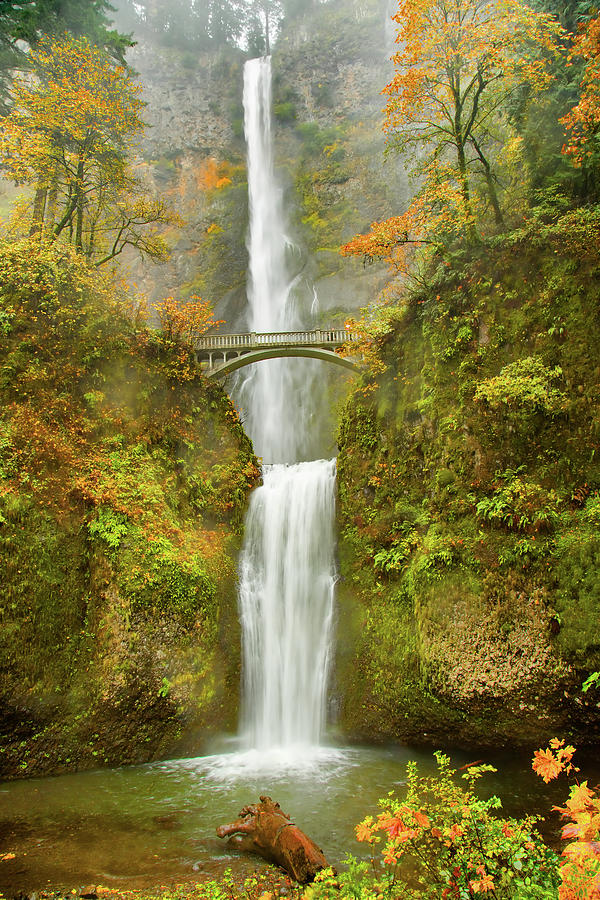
0, 236, 258, 778
335, 0, 600, 747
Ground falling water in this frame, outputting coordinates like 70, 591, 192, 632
236, 57, 337, 752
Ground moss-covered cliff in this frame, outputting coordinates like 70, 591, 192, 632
335, 220, 600, 748
0, 239, 258, 779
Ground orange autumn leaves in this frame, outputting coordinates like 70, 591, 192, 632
532, 737, 577, 783
153, 295, 223, 346
197, 158, 233, 192
346, 746, 599, 899
0, 34, 144, 187
341, 170, 467, 276
355, 807, 430, 847
0, 34, 178, 265
0, 34, 144, 201
532, 739, 600, 900
350, 754, 559, 898
341, 0, 562, 274
562, 13, 600, 167
343, 2, 600, 281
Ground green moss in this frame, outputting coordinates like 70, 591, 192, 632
0, 238, 258, 779
335, 235, 600, 747
553, 525, 600, 663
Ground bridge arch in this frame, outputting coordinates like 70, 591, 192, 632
205, 346, 360, 379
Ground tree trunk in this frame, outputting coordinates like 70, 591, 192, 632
54, 181, 76, 239
217, 795, 328, 883
451, 80, 477, 241
45, 180, 58, 235
74, 155, 85, 251
470, 136, 505, 228
30, 183, 47, 239
456, 138, 475, 232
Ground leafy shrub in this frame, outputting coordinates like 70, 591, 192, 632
310, 754, 559, 900
0, 306, 14, 335
582, 493, 600, 526
474, 356, 565, 416
476, 471, 561, 532
88, 506, 129, 550
373, 531, 418, 575
273, 101, 297, 121
582, 671, 600, 693
338, 402, 378, 454
119, 531, 216, 622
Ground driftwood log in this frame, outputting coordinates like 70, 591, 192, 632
216, 795, 328, 883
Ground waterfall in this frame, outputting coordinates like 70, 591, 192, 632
239, 460, 337, 750
235, 57, 337, 752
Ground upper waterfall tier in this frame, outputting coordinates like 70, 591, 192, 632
236, 57, 327, 464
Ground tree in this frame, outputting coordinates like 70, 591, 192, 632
343, 0, 563, 271
0, 35, 179, 265
530, 0, 596, 32
112, 0, 248, 49
153, 295, 224, 345
561, 12, 600, 172
385, 0, 561, 226
246, 0, 283, 54
0, 0, 133, 113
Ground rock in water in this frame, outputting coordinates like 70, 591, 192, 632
216, 795, 328, 883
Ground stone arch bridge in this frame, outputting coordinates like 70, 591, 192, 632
195, 329, 362, 379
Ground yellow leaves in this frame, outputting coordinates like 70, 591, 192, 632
384, 0, 562, 153
14, 35, 144, 145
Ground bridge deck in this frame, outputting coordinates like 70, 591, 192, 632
195, 329, 360, 353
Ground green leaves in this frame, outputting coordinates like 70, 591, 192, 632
474, 356, 565, 416
582, 671, 600, 692
311, 752, 560, 900
88, 506, 129, 550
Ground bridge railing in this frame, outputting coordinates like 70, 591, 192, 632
195, 329, 361, 350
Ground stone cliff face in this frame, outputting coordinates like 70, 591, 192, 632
121, 0, 409, 326
120, 45, 249, 325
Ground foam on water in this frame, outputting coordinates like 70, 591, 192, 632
166, 745, 354, 783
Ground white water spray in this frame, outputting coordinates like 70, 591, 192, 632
236, 57, 337, 752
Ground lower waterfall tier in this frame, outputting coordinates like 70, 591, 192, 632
238, 459, 337, 750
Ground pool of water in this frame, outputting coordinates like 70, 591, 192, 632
0, 740, 596, 894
